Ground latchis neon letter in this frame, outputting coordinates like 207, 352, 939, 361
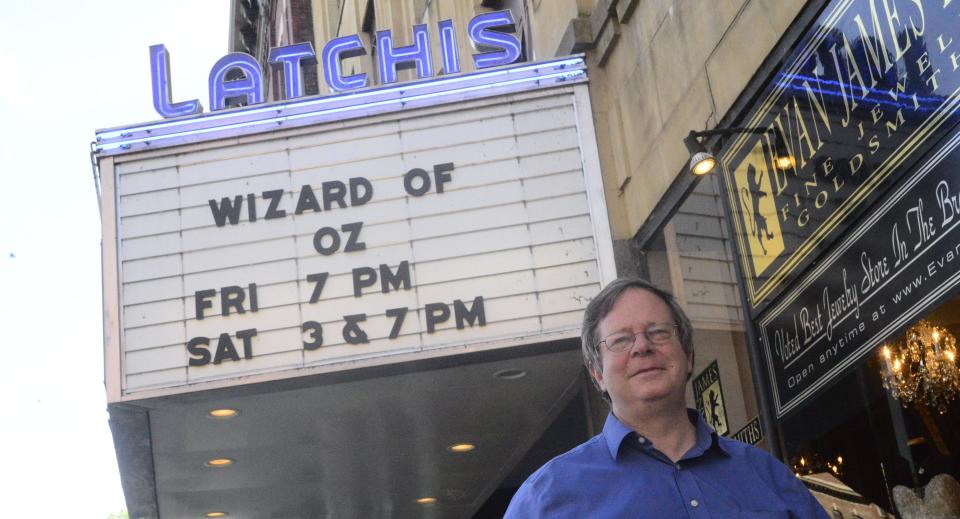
268, 42, 318, 100
150, 44, 202, 118
377, 24, 433, 84
208, 53, 264, 110
322, 35, 368, 92
468, 10, 522, 69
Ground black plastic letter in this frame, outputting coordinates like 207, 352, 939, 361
221, 285, 246, 316
350, 177, 373, 206
433, 162, 454, 193
322, 180, 347, 210
307, 273, 329, 303
352, 266, 377, 297
187, 336, 211, 366
262, 189, 287, 219
454, 296, 486, 329
403, 167, 431, 196
236, 328, 257, 359
425, 302, 451, 333
313, 226, 341, 255
195, 289, 216, 320
209, 196, 243, 226
213, 333, 241, 364
295, 184, 322, 214
342, 314, 369, 344
380, 261, 411, 293
342, 221, 366, 252
386, 307, 407, 339
302, 321, 324, 350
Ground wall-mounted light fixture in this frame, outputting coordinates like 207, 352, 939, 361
683, 127, 794, 176
683, 130, 718, 176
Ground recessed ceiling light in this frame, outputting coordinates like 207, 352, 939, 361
205, 457, 234, 468
447, 443, 476, 453
493, 368, 526, 380
204, 513, 229, 518
207, 408, 239, 419
415, 497, 437, 505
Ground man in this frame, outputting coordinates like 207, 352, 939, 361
504, 278, 828, 518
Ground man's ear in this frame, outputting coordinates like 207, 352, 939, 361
589, 365, 606, 393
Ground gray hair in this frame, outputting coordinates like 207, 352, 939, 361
580, 278, 694, 399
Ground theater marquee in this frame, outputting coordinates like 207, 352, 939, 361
96, 56, 616, 400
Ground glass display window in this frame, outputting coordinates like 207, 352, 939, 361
782, 295, 960, 518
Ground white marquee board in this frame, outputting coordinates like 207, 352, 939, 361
99, 66, 615, 400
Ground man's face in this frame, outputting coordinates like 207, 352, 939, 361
590, 288, 692, 414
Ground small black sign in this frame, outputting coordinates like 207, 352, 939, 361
693, 361, 728, 435
731, 417, 763, 446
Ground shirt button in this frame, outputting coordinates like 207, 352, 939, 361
637, 437, 645, 445
690, 499, 699, 508
675, 463, 681, 471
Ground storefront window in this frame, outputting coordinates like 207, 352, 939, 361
782, 295, 960, 517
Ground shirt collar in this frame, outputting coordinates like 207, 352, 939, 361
602, 409, 731, 460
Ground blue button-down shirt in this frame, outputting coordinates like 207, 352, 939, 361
505, 411, 829, 518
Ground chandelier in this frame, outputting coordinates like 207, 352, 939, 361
879, 320, 960, 415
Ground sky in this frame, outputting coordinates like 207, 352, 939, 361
0, 1, 228, 515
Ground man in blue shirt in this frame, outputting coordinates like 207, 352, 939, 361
505, 278, 829, 518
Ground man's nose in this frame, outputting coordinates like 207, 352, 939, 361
629, 333, 654, 355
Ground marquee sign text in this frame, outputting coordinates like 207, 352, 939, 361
151, 10, 521, 118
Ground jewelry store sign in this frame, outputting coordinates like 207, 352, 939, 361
760, 127, 960, 417
720, 0, 960, 312
693, 361, 729, 435
97, 57, 616, 399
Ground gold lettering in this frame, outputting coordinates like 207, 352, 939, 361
887, 76, 906, 100
938, 34, 954, 52
780, 204, 791, 223
841, 34, 870, 100
792, 97, 818, 169
951, 51, 960, 71
815, 190, 829, 209
883, 0, 911, 61
829, 42, 859, 127
765, 130, 789, 196
910, 0, 926, 39
822, 156, 845, 191
802, 77, 833, 143
917, 50, 943, 96
832, 174, 845, 191
853, 1, 895, 87
871, 104, 884, 123
885, 108, 906, 137
918, 51, 932, 74
850, 153, 864, 175
803, 176, 820, 197
869, 134, 881, 154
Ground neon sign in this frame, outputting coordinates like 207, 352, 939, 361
150, 10, 521, 119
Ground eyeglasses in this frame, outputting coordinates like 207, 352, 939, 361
598, 323, 680, 352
